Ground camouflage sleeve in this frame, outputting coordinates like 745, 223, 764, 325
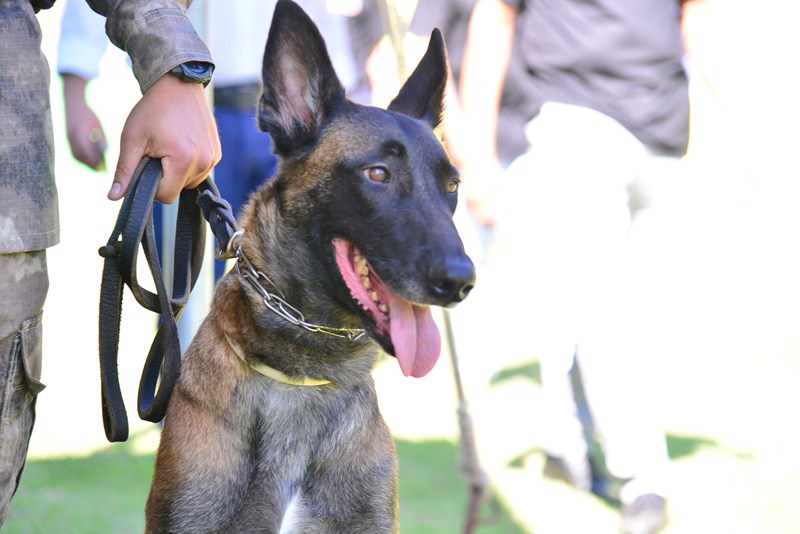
85, 0, 213, 93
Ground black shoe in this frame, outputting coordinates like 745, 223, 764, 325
620, 493, 667, 534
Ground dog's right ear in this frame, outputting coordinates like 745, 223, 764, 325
258, 0, 345, 155
387, 29, 448, 130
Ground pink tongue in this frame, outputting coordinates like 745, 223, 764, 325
386, 292, 441, 377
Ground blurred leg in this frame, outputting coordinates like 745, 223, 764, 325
520, 103, 670, 500
0, 251, 48, 526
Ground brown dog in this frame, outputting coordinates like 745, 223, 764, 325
145, 1, 475, 532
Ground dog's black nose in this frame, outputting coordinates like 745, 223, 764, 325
428, 256, 476, 306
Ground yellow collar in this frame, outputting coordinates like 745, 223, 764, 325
225, 335, 332, 387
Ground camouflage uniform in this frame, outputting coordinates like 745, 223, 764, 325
0, 0, 212, 524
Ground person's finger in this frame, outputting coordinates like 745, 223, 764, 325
80, 133, 107, 170
110, 127, 145, 200
155, 152, 195, 204
152, 127, 220, 203
92, 140, 108, 172
67, 134, 92, 168
65, 113, 107, 170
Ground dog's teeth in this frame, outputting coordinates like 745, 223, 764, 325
357, 257, 369, 277
361, 276, 372, 289
370, 291, 379, 302
378, 303, 388, 313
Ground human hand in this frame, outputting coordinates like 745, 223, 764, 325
110, 74, 221, 203
62, 73, 107, 171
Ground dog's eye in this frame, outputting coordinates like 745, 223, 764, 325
446, 178, 460, 194
364, 166, 389, 183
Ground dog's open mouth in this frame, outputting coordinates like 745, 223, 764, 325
333, 237, 441, 378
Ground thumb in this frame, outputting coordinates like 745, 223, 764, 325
110, 144, 146, 201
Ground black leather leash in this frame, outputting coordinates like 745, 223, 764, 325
98, 157, 238, 442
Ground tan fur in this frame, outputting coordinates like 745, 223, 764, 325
144, 2, 472, 532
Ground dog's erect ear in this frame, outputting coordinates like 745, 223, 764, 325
387, 29, 448, 130
258, 0, 345, 154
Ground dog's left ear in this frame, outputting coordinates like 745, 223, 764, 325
387, 29, 448, 130
258, 0, 345, 155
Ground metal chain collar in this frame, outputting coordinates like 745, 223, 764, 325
234, 243, 367, 342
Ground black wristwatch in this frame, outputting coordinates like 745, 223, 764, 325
30, 0, 56, 12
169, 61, 214, 86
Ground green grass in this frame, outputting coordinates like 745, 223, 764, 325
396, 439, 524, 534
5, 445, 152, 534
5, 436, 524, 533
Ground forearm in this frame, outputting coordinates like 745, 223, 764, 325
459, 0, 515, 159
61, 72, 89, 107
86, 0, 212, 93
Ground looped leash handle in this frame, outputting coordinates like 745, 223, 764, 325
98, 157, 216, 442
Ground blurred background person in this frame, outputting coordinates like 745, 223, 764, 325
361, 7, 683, 531
58, 0, 357, 281
457, 1, 694, 533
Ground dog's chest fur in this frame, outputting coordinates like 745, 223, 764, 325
242, 378, 391, 526
150, 333, 398, 532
